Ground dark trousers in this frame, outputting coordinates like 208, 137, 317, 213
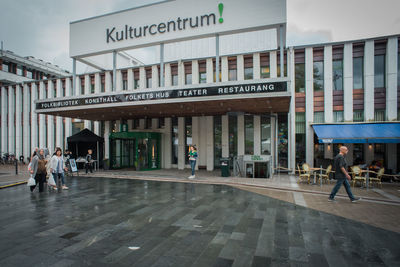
30, 173, 46, 192
329, 178, 356, 200
85, 162, 93, 173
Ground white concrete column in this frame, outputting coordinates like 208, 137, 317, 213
8, 85, 15, 154
254, 115, 261, 155
364, 40, 375, 121
178, 61, 185, 86
127, 69, 134, 90
104, 121, 110, 159
237, 114, 245, 156
139, 67, 146, 89
75, 76, 81, 96
105, 72, 112, 92
343, 43, 353, 122
151, 118, 158, 129
116, 70, 123, 91
221, 115, 229, 157
221, 56, 228, 82
237, 55, 244, 81
23, 84, 30, 160
288, 47, 296, 172
192, 60, 199, 84
115, 120, 121, 132
15, 85, 22, 157
387, 144, 397, 173
163, 118, 172, 169
47, 81, 54, 152
192, 116, 200, 170
386, 37, 398, 121
324, 45, 333, 123
1, 87, 8, 153
271, 115, 276, 170
84, 75, 91, 130
128, 120, 133, 130
64, 78, 72, 145
270, 51, 277, 78
206, 116, 214, 171
177, 117, 185, 169
198, 117, 207, 167
31, 83, 38, 152
38, 81, 46, 148
93, 74, 101, 135
165, 63, 172, 87
139, 119, 145, 129
305, 47, 314, 166
206, 58, 213, 83
152, 65, 159, 88
56, 79, 64, 149
253, 53, 261, 79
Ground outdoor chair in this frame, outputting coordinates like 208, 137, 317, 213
351, 166, 366, 187
369, 168, 384, 188
317, 164, 332, 184
297, 163, 311, 184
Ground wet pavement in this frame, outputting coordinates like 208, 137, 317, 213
0, 176, 399, 266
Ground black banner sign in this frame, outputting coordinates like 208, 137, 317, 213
36, 81, 287, 110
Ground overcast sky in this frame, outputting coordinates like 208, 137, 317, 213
1, 0, 399, 73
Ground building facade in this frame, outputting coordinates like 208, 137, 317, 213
0, 35, 399, 174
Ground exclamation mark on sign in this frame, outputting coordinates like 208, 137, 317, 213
218, 3, 224, 23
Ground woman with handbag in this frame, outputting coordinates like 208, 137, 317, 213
29, 149, 47, 192
50, 147, 69, 190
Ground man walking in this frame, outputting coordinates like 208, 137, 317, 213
329, 146, 361, 202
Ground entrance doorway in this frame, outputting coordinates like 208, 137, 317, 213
110, 132, 161, 170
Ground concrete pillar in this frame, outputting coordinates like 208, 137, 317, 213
38, 81, 46, 148
23, 84, 30, 160
8, 86, 15, 154
206, 58, 213, 83
237, 114, 245, 156
364, 40, 375, 121
386, 37, 398, 121
84, 75, 91, 130
343, 43, 353, 122
254, 115, 261, 155
192, 60, 199, 84
270, 51, 277, 78
128, 120, 133, 130
164, 63, 172, 87
31, 83, 38, 152
47, 81, 54, 152
192, 116, 200, 170
105, 72, 112, 92
115, 120, 121, 132
104, 121, 110, 159
253, 53, 261, 79
237, 55, 244, 81
93, 74, 101, 135
324, 45, 333, 123
178, 61, 185, 86
270, 115, 276, 170
198, 117, 207, 167
387, 144, 397, 173
139, 67, 146, 89
127, 69, 134, 90
221, 115, 229, 157
305, 47, 314, 166
151, 118, 158, 129
64, 78, 72, 145
152, 65, 159, 88
1, 87, 7, 153
221, 56, 228, 82
15, 85, 22, 157
288, 47, 296, 172
56, 79, 63, 148
75, 76, 81, 96
163, 118, 172, 169
116, 70, 123, 91
178, 117, 185, 170
206, 116, 214, 171
139, 119, 145, 129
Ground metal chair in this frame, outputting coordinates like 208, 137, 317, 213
317, 164, 332, 184
297, 163, 311, 184
351, 166, 366, 187
369, 168, 384, 188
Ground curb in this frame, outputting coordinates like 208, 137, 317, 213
0, 181, 27, 189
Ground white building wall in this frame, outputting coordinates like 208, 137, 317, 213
386, 37, 398, 121
324, 45, 333, 123
305, 47, 314, 166
84, 75, 91, 130
64, 78, 72, 145
237, 55, 244, 81
56, 79, 63, 148
364, 40, 375, 121
221, 56, 228, 82
206, 58, 213, 83
15, 84, 22, 157
192, 60, 199, 84
139, 67, 146, 89
8, 86, 15, 154
343, 43, 353, 122
152, 65, 159, 88
23, 84, 30, 160
31, 83, 38, 152
38, 81, 46, 148
178, 61, 185, 86
206, 116, 214, 171
47, 81, 54, 152
93, 74, 101, 136
116, 70, 122, 91
165, 63, 172, 87
253, 53, 261, 79
270, 51, 277, 78
105, 72, 112, 92
127, 69, 134, 90
1, 87, 8, 153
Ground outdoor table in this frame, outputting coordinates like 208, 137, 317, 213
309, 168, 321, 185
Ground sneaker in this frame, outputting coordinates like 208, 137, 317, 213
188, 175, 195, 179
351, 197, 361, 203
328, 198, 337, 202
62, 186, 69, 190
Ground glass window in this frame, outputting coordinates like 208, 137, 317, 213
260, 66, 270, 79
353, 110, 364, 122
313, 112, 324, 123
277, 64, 287, 77
146, 77, 152, 88
374, 55, 385, 88
332, 60, 343, 91
313, 61, 324, 91
228, 69, 237, 81
26, 70, 32, 78
278, 113, 288, 168
199, 72, 207, 83
185, 118, 192, 165
2, 62, 9, 72
123, 80, 128, 90
353, 144, 364, 165
213, 71, 221, 82
374, 109, 385, 121
261, 116, 271, 155
172, 74, 178, 86
185, 73, 192, 85
17, 66, 22, 76
245, 115, 254, 154
295, 112, 306, 164
244, 67, 253, 80
295, 63, 305, 93
90, 84, 95, 94
134, 79, 139, 89
171, 118, 178, 165
229, 115, 237, 158
214, 116, 222, 167
101, 82, 105, 92
353, 57, 363, 89
333, 111, 344, 122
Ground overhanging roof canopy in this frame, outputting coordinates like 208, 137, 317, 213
67, 128, 104, 143
312, 123, 400, 144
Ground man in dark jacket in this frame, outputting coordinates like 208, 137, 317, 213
328, 146, 361, 202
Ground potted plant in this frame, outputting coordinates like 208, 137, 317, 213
103, 158, 109, 170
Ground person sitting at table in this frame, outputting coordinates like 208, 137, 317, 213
85, 149, 94, 174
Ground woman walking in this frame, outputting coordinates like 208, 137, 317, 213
188, 145, 198, 179
50, 147, 69, 190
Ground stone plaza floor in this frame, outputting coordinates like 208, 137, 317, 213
0, 175, 399, 266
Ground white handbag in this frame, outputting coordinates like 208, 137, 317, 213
48, 175, 56, 186
27, 175, 36, 186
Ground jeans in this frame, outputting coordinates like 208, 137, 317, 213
52, 172, 65, 186
190, 160, 196, 175
329, 178, 356, 200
